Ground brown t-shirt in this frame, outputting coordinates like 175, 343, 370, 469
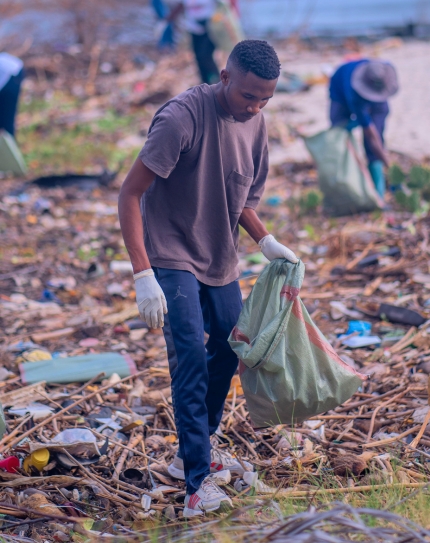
138, 83, 268, 286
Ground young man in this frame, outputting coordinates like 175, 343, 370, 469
329, 59, 399, 198
118, 40, 297, 517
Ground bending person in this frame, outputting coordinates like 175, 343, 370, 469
329, 59, 399, 198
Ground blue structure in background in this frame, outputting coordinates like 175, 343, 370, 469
1, 0, 430, 46
239, 0, 430, 38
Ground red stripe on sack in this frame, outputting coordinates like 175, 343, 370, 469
232, 326, 250, 343
280, 285, 300, 301
291, 299, 369, 380
232, 327, 249, 377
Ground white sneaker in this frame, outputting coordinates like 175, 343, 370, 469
183, 474, 233, 517
168, 449, 253, 480
210, 448, 253, 476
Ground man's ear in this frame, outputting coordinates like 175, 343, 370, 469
220, 68, 230, 86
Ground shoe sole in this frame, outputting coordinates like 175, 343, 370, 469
183, 500, 233, 518
183, 504, 219, 517
168, 464, 253, 481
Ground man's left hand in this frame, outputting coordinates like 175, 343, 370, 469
259, 234, 298, 263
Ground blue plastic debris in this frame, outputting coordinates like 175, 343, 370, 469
265, 195, 283, 207
346, 321, 372, 337
39, 289, 62, 304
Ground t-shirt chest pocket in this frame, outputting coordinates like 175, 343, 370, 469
226, 170, 254, 215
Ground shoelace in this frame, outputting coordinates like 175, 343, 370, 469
201, 477, 224, 499
211, 448, 236, 467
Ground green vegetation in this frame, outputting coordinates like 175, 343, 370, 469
18, 92, 142, 175
389, 163, 430, 213
299, 189, 323, 214
89, 480, 430, 543
286, 189, 323, 217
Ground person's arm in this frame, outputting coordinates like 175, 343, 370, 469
118, 159, 167, 329
118, 158, 155, 274
166, 2, 184, 22
239, 121, 298, 264
239, 208, 298, 263
363, 123, 389, 167
238, 207, 268, 243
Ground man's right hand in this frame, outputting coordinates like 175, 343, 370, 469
133, 269, 168, 329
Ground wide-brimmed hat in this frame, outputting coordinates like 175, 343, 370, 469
351, 60, 399, 102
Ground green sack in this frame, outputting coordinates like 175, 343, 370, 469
0, 129, 27, 176
304, 127, 383, 216
208, 0, 244, 52
0, 404, 6, 439
228, 259, 367, 428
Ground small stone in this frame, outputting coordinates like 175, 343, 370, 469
332, 453, 367, 477
163, 505, 176, 521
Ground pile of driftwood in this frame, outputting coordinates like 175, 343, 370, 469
1, 174, 430, 539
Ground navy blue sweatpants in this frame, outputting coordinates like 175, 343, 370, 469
153, 268, 242, 494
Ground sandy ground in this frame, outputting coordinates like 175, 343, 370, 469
264, 39, 430, 164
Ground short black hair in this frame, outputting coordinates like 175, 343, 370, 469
228, 40, 281, 80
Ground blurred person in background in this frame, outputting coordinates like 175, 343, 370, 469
0, 52, 24, 138
168, 0, 219, 84
152, 0, 176, 49
329, 59, 399, 198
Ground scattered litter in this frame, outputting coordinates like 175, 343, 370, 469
9, 402, 54, 421
341, 335, 382, 348
346, 321, 372, 336
31, 170, 118, 189
378, 303, 426, 326
110, 261, 133, 273
0, 456, 20, 473
330, 301, 363, 320
19, 352, 137, 384
23, 449, 50, 472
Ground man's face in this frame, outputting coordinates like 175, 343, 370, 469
221, 67, 277, 123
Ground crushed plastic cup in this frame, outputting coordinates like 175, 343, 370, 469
0, 456, 20, 473
141, 494, 152, 511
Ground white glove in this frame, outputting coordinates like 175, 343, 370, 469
133, 269, 167, 329
258, 234, 298, 263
